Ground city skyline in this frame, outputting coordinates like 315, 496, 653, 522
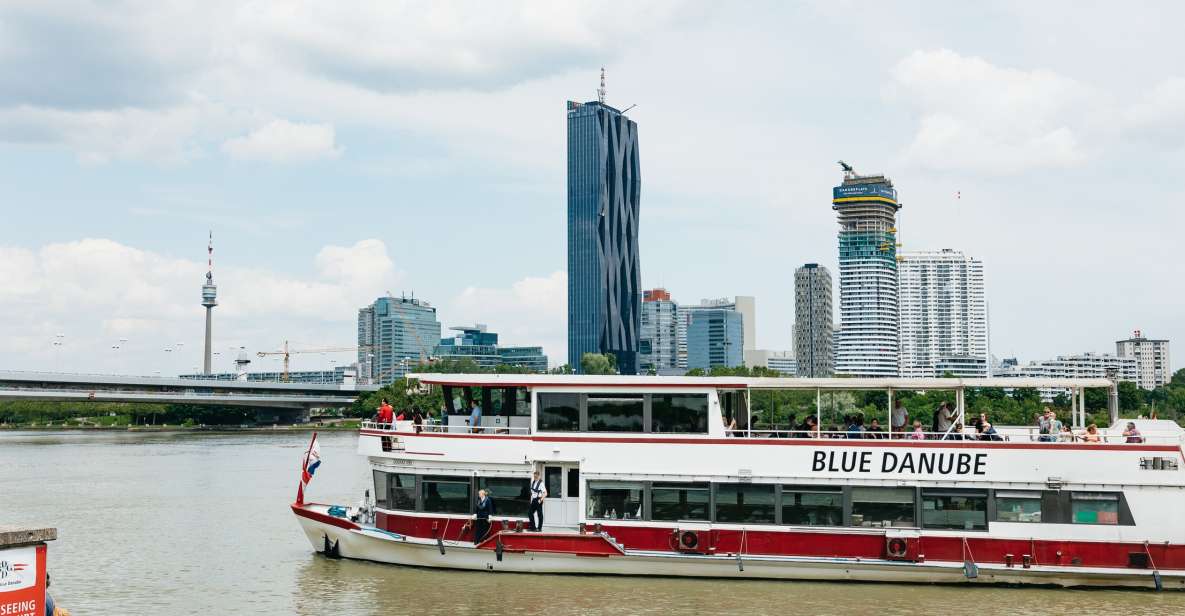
2, 3, 1183, 376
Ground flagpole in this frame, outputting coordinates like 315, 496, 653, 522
296, 431, 318, 506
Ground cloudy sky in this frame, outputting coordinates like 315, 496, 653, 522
2, 1, 1182, 376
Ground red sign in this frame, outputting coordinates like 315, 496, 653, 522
0, 544, 46, 616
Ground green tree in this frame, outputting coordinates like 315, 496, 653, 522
580, 353, 616, 375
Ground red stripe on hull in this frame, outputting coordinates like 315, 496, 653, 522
375, 511, 1185, 570
292, 504, 360, 531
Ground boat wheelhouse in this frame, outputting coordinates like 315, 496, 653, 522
293, 375, 1185, 589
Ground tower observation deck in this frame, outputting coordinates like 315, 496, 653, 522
832, 164, 901, 377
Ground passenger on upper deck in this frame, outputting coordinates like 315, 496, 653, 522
909, 420, 925, 440
891, 400, 909, 439
976, 419, 1002, 441
1123, 422, 1144, 443
934, 402, 955, 436
724, 413, 738, 435
412, 407, 424, 434
866, 418, 885, 439
1037, 407, 1061, 442
468, 400, 483, 433
1058, 423, 1075, 442
376, 398, 393, 425
1083, 423, 1102, 443
845, 414, 865, 439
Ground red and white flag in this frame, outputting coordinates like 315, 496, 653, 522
296, 432, 321, 505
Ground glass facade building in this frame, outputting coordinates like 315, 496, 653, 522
434, 324, 549, 373
357, 295, 441, 384
639, 289, 680, 375
833, 171, 901, 377
567, 100, 641, 374
687, 308, 743, 370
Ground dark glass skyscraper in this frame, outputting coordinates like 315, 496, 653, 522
566, 98, 641, 374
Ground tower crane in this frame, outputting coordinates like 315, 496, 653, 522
256, 341, 358, 382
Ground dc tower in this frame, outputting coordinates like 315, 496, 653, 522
201, 231, 218, 374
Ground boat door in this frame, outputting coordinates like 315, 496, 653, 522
542, 463, 581, 528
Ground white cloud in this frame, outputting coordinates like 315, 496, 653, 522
221, 118, 342, 162
1123, 77, 1185, 146
885, 49, 1098, 173
0, 238, 401, 374
449, 271, 567, 366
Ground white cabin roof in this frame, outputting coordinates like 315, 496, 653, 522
407, 373, 1115, 391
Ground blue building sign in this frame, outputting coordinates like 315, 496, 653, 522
832, 184, 897, 201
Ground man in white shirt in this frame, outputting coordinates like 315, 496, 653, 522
891, 400, 909, 439
528, 470, 547, 531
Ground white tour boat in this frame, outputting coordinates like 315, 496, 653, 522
293, 374, 1185, 590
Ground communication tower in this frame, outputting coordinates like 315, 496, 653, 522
201, 231, 218, 374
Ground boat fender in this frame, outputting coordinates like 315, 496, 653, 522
495, 536, 504, 562
737, 551, 743, 573
963, 560, 978, 580
1153, 571, 1163, 592
437, 536, 446, 556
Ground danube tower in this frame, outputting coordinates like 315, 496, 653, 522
201, 231, 217, 374
832, 162, 901, 377
566, 68, 642, 374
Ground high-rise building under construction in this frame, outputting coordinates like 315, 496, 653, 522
832, 163, 901, 377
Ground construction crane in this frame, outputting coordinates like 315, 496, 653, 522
256, 341, 358, 382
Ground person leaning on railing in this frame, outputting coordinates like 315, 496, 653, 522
1123, 422, 1145, 443
1082, 423, 1102, 443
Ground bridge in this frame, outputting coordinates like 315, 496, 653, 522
0, 371, 379, 422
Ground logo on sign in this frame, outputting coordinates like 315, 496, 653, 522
0, 547, 36, 591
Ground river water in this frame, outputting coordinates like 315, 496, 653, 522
2, 430, 1183, 615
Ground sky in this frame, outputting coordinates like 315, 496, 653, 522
1, 0, 1183, 377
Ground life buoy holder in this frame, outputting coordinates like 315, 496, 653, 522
679, 530, 699, 550
887, 537, 909, 558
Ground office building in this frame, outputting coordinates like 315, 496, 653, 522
680, 298, 749, 370
793, 264, 834, 377
744, 349, 798, 376
566, 76, 642, 374
434, 324, 549, 374
897, 249, 988, 378
357, 294, 442, 384
687, 308, 744, 370
181, 365, 358, 386
639, 289, 680, 375
999, 353, 1138, 401
1116, 331, 1171, 390
833, 163, 901, 377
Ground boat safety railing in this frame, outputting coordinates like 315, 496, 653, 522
724, 428, 1185, 444
361, 420, 532, 435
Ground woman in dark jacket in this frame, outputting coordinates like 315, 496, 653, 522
473, 489, 496, 544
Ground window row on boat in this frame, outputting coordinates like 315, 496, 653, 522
371, 470, 1134, 529
537, 392, 712, 433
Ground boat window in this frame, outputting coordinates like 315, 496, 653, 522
567, 468, 580, 498
1071, 492, 1120, 525
420, 475, 471, 514
994, 490, 1042, 523
537, 393, 580, 432
651, 482, 710, 521
851, 487, 915, 528
587, 394, 645, 432
545, 466, 563, 498
477, 477, 531, 518
781, 486, 843, 526
389, 473, 417, 511
587, 481, 644, 520
715, 483, 776, 524
373, 470, 389, 508
922, 490, 987, 531
651, 394, 709, 433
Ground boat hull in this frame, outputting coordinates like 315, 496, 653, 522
294, 506, 1181, 590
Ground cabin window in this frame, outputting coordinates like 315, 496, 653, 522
650, 394, 709, 433
1071, 492, 1120, 525
545, 467, 563, 499
850, 487, 915, 528
537, 393, 580, 432
781, 486, 843, 526
651, 482, 710, 521
994, 490, 1042, 523
714, 483, 776, 524
587, 394, 645, 432
587, 481, 644, 520
477, 477, 531, 518
922, 490, 988, 531
420, 475, 471, 514
373, 470, 389, 508
390, 473, 417, 511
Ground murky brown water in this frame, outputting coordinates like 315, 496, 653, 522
3, 430, 1183, 614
